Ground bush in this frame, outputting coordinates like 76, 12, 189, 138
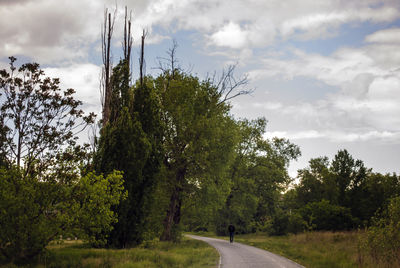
300, 200, 355, 231
365, 196, 400, 265
287, 212, 307, 234
0, 167, 125, 264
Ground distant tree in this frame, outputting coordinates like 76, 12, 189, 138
355, 172, 400, 224
299, 200, 355, 231
213, 118, 300, 235
331, 149, 368, 207
289, 149, 398, 231
296, 157, 338, 206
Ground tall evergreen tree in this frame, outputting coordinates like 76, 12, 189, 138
94, 59, 162, 247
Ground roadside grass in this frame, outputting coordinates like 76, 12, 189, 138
3, 238, 218, 268
195, 231, 389, 268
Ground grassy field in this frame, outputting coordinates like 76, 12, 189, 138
3, 238, 218, 268
202, 231, 391, 268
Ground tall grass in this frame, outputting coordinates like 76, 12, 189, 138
222, 231, 398, 268
3, 238, 218, 268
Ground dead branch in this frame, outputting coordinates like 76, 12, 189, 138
100, 7, 116, 126
139, 29, 148, 86
216, 64, 254, 105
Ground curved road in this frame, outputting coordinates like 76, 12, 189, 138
187, 235, 304, 268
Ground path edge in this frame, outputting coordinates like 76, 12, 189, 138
186, 234, 221, 268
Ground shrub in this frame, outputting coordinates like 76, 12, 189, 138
0, 168, 125, 264
365, 196, 400, 265
300, 200, 355, 231
287, 212, 307, 234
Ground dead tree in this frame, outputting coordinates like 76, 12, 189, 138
156, 40, 179, 77
139, 29, 147, 86
123, 6, 133, 69
100, 8, 116, 126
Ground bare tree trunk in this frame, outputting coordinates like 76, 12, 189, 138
101, 9, 115, 126
160, 167, 186, 241
139, 29, 146, 87
123, 6, 133, 68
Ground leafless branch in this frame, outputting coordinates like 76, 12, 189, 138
139, 29, 148, 86
100, 7, 116, 126
216, 64, 254, 105
155, 39, 180, 76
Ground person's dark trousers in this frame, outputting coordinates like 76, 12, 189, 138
229, 232, 234, 243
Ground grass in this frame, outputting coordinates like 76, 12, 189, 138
195, 231, 389, 268
3, 237, 219, 268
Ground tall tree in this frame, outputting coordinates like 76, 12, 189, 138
331, 149, 368, 207
213, 118, 300, 235
156, 70, 238, 241
95, 20, 163, 246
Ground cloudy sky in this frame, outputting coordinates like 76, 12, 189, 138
1, 0, 399, 177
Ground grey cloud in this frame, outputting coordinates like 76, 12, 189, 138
342, 73, 375, 99
0, 0, 103, 63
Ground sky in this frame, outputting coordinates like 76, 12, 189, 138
1, 0, 399, 178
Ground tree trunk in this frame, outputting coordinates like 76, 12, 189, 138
160, 167, 185, 241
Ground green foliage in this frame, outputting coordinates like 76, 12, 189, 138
299, 200, 355, 231
0, 58, 124, 263
288, 149, 400, 233
94, 60, 163, 247
155, 70, 239, 241
0, 57, 95, 173
213, 118, 300, 235
365, 196, 400, 265
331, 149, 368, 208
287, 212, 307, 234
0, 167, 125, 263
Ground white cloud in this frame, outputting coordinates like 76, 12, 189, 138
44, 63, 102, 115
1, 0, 399, 65
365, 27, 400, 44
209, 22, 247, 49
265, 129, 400, 143
247, 25, 400, 139
252, 101, 283, 110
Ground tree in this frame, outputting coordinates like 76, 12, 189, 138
213, 118, 300, 235
0, 58, 125, 263
331, 149, 368, 207
289, 149, 397, 230
95, 55, 163, 246
0, 57, 95, 175
296, 157, 338, 206
156, 70, 239, 241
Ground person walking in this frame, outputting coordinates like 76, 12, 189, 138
228, 224, 235, 243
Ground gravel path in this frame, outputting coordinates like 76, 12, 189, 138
187, 234, 304, 268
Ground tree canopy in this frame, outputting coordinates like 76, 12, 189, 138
0, 57, 126, 263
